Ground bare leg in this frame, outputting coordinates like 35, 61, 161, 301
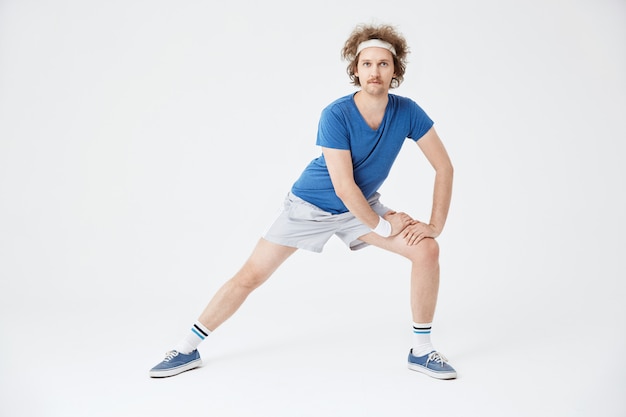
359, 232, 457, 379
407, 238, 439, 323
198, 238, 298, 331
358, 233, 440, 323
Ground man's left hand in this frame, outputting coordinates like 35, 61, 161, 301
401, 221, 440, 246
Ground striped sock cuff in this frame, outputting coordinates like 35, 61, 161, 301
191, 321, 211, 340
413, 323, 432, 335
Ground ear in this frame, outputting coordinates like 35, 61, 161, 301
353, 62, 359, 78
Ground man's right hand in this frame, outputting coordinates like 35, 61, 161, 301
383, 211, 414, 237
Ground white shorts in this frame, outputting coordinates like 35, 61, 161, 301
263, 192, 392, 253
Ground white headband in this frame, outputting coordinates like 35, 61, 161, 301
356, 39, 396, 56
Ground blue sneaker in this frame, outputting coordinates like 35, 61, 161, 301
149, 350, 201, 378
408, 350, 457, 380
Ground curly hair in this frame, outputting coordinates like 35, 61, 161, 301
341, 24, 410, 88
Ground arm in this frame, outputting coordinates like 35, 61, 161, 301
403, 127, 454, 245
322, 147, 412, 236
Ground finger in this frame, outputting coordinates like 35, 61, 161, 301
415, 233, 429, 244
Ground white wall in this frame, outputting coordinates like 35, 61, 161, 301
1, 1, 624, 416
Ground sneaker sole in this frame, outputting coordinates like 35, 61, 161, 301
149, 359, 202, 378
408, 363, 457, 380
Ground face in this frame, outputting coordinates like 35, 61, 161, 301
354, 47, 396, 96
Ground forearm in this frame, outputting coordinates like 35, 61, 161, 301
322, 146, 395, 232
428, 166, 453, 234
335, 183, 381, 229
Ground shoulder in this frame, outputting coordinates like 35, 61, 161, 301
320, 94, 355, 123
389, 94, 431, 120
322, 94, 354, 112
388, 93, 420, 110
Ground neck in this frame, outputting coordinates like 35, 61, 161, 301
354, 90, 389, 110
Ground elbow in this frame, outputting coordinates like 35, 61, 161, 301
334, 185, 351, 201
332, 181, 355, 202
439, 161, 454, 177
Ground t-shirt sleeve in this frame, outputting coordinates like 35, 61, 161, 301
407, 99, 434, 141
315, 106, 351, 150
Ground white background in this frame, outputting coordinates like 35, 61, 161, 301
1, 0, 625, 416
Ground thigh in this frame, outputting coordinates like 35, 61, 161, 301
358, 231, 438, 261
242, 238, 298, 279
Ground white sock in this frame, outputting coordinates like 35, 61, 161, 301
412, 322, 434, 357
174, 321, 211, 354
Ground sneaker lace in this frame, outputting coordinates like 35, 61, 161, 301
426, 352, 449, 367
163, 350, 179, 362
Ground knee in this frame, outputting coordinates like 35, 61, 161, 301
232, 262, 270, 291
408, 238, 439, 265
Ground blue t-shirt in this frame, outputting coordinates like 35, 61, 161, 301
291, 93, 434, 214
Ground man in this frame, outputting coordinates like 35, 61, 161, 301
150, 23, 457, 380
